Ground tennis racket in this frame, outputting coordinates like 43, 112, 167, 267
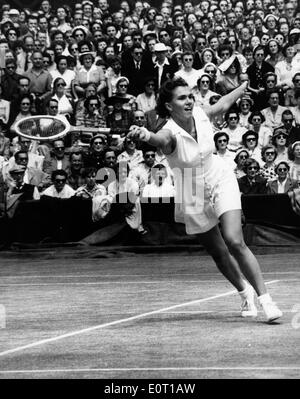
14, 115, 124, 142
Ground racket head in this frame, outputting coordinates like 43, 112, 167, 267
14, 115, 71, 141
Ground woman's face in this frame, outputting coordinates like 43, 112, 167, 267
246, 162, 259, 178
209, 37, 219, 50
55, 79, 66, 93
237, 152, 249, 166
293, 144, 300, 159
145, 80, 155, 94
54, 45, 64, 55
216, 135, 228, 151
228, 113, 238, 127
199, 76, 210, 91
245, 134, 257, 150
240, 100, 251, 114
227, 63, 237, 75
204, 66, 216, 80
202, 50, 213, 63
274, 34, 284, 47
20, 98, 31, 113
269, 40, 278, 54
167, 85, 194, 119
279, 23, 289, 36
251, 115, 262, 127
105, 47, 115, 59
286, 46, 295, 59
83, 55, 93, 68
275, 133, 287, 146
117, 79, 128, 95
187, 14, 197, 25
58, 59, 68, 73
266, 17, 276, 29
264, 148, 276, 163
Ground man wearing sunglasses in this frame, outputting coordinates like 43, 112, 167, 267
267, 161, 299, 194
238, 158, 268, 195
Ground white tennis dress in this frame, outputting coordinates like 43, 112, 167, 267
164, 106, 241, 234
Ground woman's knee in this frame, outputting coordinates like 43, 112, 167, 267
224, 234, 246, 254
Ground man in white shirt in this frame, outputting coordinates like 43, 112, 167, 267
261, 89, 288, 131
142, 164, 175, 198
41, 169, 75, 198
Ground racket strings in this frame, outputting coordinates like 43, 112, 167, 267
17, 117, 66, 138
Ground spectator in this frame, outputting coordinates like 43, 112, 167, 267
261, 89, 288, 130
42, 138, 70, 176
272, 128, 289, 163
237, 95, 253, 129
10, 95, 33, 135
136, 76, 157, 114
241, 130, 263, 166
288, 141, 300, 183
222, 108, 247, 152
130, 144, 157, 194
50, 55, 75, 97
291, 89, 300, 125
260, 145, 278, 181
74, 167, 106, 199
247, 45, 275, 91
1, 59, 22, 102
213, 131, 236, 171
142, 163, 175, 198
238, 158, 268, 195
150, 42, 178, 89
96, 147, 117, 185
84, 134, 107, 171
41, 169, 75, 198
265, 39, 284, 68
76, 95, 106, 128
234, 148, 250, 179
117, 135, 143, 170
217, 55, 242, 95
267, 161, 298, 194
114, 76, 137, 111
106, 56, 122, 98
73, 50, 106, 98
0, 83, 10, 125
192, 74, 218, 108
281, 109, 300, 146
66, 151, 85, 190
174, 51, 200, 89
105, 96, 134, 131
51, 78, 73, 118
275, 42, 298, 90
24, 50, 53, 113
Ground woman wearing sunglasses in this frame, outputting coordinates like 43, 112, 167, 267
51, 78, 74, 117
260, 144, 278, 181
238, 158, 268, 195
267, 161, 298, 194
272, 128, 289, 163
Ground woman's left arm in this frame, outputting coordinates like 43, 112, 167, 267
206, 82, 248, 119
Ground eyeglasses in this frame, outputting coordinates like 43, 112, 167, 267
89, 103, 98, 107
265, 151, 275, 155
146, 83, 155, 87
119, 84, 128, 88
294, 79, 300, 83
50, 105, 58, 109
145, 154, 155, 158
277, 168, 287, 172
54, 146, 64, 150
229, 116, 238, 120
56, 83, 65, 87
248, 166, 258, 170
201, 80, 210, 84
55, 178, 66, 183
93, 141, 103, 145
239, 155, 248, 159
6, 65, 16, 69
184, 58, 193, 62
246, 137, 256, 141
21, 102, 30, 106
217, 139, 228, 143
276, 135, 287, 139
283, 119, 293, 123
266, 80, 275, 83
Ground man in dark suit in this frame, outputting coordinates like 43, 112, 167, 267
278, 110, 300, 146
121, 43, 150, 97
238, 158, 268, 195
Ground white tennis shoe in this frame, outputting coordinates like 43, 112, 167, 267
259, 294, 283, 323
240, 283, 258, 318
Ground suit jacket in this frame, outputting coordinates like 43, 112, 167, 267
238, 175, 268, 195
121, 54, 151, 97
246, 61, 274, 89
267, 177, 299, 194
42, 155, 70, 176
145, 109, 167, 132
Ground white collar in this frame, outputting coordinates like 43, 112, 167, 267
78, 63, 98, 73
154, 57, 170, 68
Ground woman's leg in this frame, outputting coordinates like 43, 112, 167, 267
199, 225, 246, 292
219, 209, 267, 296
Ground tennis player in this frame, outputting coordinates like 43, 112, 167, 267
128, 78, 282, 323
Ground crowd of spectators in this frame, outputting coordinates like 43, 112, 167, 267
1, 0, 300, 239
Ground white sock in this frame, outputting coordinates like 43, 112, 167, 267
258, 293, 272, 305
238, 280, 250, 298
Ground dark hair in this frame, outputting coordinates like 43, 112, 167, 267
243, 158, 260, 173
51, 169, 68, 181
288, 142, 300, 161
156, 78, 189, 118
225, 107, 240, 122
80, 167, 97, 178
274, 161, 290, 173
84, 95, 100, 110
242, 130, 258, 147
261, 144, 278, 162
197, 73, 212, 89
218, 44, 233, 57
14, 150, 28, 161
282, 41, 295, 57
248, 110, 265, 124
213, 131, 229, 146
253, 45, 266, 57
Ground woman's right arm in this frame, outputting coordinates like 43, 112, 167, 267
127, 126, 176, 155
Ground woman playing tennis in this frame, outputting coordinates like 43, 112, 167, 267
128, 78, 282, 323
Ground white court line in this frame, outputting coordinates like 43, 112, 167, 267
0, 280, 279, 358
0, 366, 299, 374
0, 271, 299, 279
0, 281, 234, 286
